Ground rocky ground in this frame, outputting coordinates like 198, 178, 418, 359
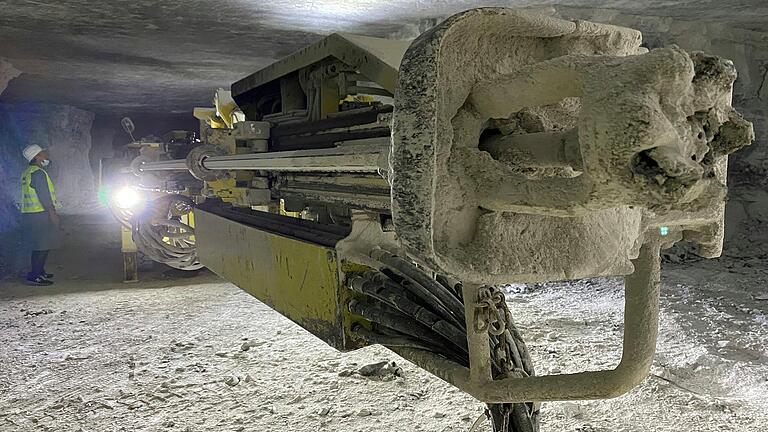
0, 239, 767, 431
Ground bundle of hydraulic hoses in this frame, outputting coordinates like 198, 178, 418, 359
109, 194, 202, 270
348, 250, 539, 432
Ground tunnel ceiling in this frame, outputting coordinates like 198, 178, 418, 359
1, 0, 766, 116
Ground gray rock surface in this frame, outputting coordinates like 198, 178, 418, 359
89, 123, 116, 174
0, 59, 21, 95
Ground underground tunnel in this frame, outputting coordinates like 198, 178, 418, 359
1, 1, 767, 431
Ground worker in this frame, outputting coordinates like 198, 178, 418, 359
20, 144, 61, 286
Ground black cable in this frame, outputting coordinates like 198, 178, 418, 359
349, 275, 468, 353
371, 251, 466, 330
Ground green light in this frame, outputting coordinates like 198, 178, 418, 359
659, 226, 669, 236
97, 187, 110, 207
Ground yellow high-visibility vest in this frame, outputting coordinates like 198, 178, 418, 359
20, 165, 57, 213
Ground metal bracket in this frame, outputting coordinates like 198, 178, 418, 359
394, 240, 662, 403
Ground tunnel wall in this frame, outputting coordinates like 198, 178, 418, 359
0, 59, 21, 95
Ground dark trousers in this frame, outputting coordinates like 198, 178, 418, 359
30, 250, 50, 277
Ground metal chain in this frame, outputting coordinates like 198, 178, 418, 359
355, 253, 539, 432
474, 286, 510, 336
474, 285, 539, 432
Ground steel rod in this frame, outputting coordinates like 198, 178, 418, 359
138, 144, 388, 173
203, 153, 381, 172
138, 159, 189, 171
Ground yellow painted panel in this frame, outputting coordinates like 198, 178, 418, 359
194, 209, 348, 349
207, 178, 250, 206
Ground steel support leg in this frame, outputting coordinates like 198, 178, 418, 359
396, 240, 662, 403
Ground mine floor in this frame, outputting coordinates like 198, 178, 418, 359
0, 219, 766, 431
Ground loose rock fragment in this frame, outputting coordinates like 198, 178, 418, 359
358, 360, 404, 379
358, 361, 389, 376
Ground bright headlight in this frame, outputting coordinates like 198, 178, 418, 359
113, 186, 143, 209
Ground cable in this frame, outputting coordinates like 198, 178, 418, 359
348, 254, 539, 432
109, 194, 202, 270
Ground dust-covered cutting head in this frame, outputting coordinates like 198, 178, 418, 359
391, 8, 753, 284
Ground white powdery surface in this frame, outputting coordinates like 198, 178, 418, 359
0, 259, 766, 432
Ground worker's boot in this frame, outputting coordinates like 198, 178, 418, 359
26, 273, 53, 286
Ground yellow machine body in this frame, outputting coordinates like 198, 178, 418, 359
205, 178, 252, 206
193, 208, 361, 350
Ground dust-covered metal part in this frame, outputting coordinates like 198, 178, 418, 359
473, 286, 539, 432
396, 240, 662, 404
185, 144, 229, 181
132, 114, 393, 212
347, 253, 538, 432
231, 33, 409, 118
390, 7, 754, 285
200, 144, 386, 172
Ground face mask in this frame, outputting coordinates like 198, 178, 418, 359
40, 159, 50, 167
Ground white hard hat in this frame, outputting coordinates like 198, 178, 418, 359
22, 145, 44, 162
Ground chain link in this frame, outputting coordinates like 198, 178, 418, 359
474, 286, 510, 336
473, 285, 539, 432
